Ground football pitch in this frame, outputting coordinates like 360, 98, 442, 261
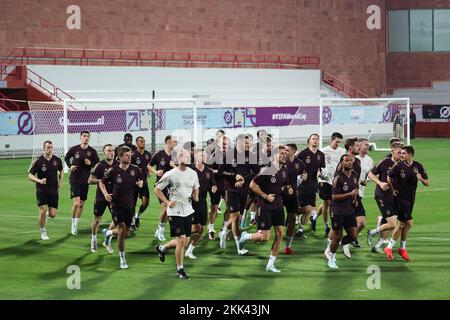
0, 138, 449, 300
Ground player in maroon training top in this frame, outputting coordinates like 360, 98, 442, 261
384, 145, 429, 261
250, 145, 292, 272
185, 149, 217, 259
28, 140, 64, 240
326, 154, 359, 269
99, 146, 144, 269
296, 133, 326, 237
150, 135, 177, 241
88, 144, 118, 253
131, 136, 152, 230
64, 131, 100, 236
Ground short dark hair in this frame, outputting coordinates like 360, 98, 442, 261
358, 138, 368, 143
331, 132, 343, 140
340, 154, 351, 162
257, 129, 267, 138
391, 142, 404, 149
164, 135, 173, 144
307, 133, 319, 144
286, 143, 297, 152
206, 138, 214, 146
124, 133, 132, 139
103, 144, 113, 151
80, 131, 90, 136
216, 129, 225, 135
402, 145, 415, 156
135, 136, 145, 142
43, 140, 52, 148
246, 133, 254, 140
118, 146, 131, 158
344, 137, 358, 151
389, 137, 401, 146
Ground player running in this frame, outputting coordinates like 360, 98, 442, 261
250, 145, 291, 272
131, 136, 152, 230
88, 144, 118, 253
325, 154, 359, 269
28, 141, 63, 240
64, 131, 100, 236
150, 135, 177, 241
313, 132, 345, 236
384, 145, 429, 261
219, 134, 261, 255
185, 149, 217, 259
283, 143, 306, 254
99, 146, 144, 269
366, 142, 403, 251
296, 134, 326, 237
155, 149, 200, 279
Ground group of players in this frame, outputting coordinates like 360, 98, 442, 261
28, 128, 429, 278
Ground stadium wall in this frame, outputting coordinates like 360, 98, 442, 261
0, 0, 386, 96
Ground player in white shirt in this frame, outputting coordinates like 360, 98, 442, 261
354, 138, 374, 247
154, 149, 200, 280
312, 132, 345, 236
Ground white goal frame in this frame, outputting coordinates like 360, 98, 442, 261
319, 97, 410, 151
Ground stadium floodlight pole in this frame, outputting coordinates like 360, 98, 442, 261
63, 99, 69, 172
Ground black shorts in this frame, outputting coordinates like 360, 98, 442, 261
135, 180, 150, 199
210, 188, 225, 206
94, 201, 111, 217
169, 214, 193, 237
375, 197, 397, 219
283, 194, 299, 214
111, 206, 134, 227
396, 200, 414, 222
36, 192, 58, 209
226, 190, 248, 214
318, 182, 332, 201
331, 214, 357, 231
298, 185, 317, 207
192, 200, 208, 225
70, 182, 89, 201
257, 208, 285, 230
355, 196, 366, 217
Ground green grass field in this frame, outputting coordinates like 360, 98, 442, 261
1, 138, 449, 300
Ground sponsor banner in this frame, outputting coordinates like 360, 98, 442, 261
0, 112, 33, 135
422, 105, 450, 119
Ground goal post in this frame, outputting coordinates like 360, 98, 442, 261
319, 97, 410, 151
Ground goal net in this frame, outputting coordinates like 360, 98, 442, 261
28, 98, 197, 171
319, 98, 410, 151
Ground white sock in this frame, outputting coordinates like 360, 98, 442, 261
177, 265, 184, 271
250, 212, 256, 221
267, 254, 276, 267
369, 227, 380, 236
234, 236, 240, 250
158, 222, 165, 229
75, 218, 79, 225
327, 238, 332, 245
286, 236, 294, 248
241, 232, 252, 241
330, 252, 336, 261
401, 241, 406, 249
311, 210, 318, 221
160, 244, 167, 252
134, 212, 139, 219
106, 230, 113, 237
242, 209, 247, 218
222, 220, 230, 230
387, 238, 396, 249
40, 227, 46, 233
299, 224, 305, 231
91, 234, 97, 241
209, 224, 215, 233
375, 238, 384, 248
119, 251, 125, 261
72, 217, 75, 224
187, 244, 195, 253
